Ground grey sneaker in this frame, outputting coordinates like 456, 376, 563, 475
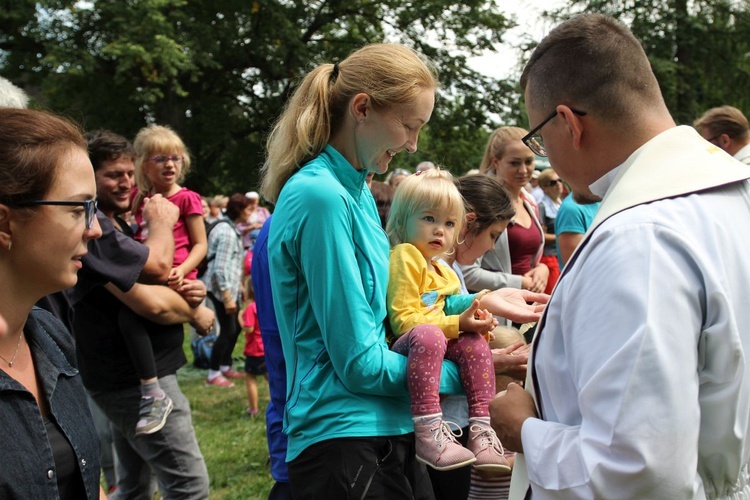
135, 395, 174, 436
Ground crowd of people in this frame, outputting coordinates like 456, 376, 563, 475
2, 11, 750, 500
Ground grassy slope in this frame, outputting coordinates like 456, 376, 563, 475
177, 332, 274, 499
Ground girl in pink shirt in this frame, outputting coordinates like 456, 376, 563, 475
239, 279, 267, 417
121, 125, 207, 436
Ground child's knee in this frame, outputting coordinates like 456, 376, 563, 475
410, 324, 446, 345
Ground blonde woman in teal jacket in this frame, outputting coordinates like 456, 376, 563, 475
261, 44, 464, 499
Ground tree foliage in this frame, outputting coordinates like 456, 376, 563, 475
0, 0, 517, 195
546, 0, 750, 125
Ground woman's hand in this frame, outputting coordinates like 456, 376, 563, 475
492, 341, 530, 379
221, 289, 238, 314
479, 288, 549, 324
459, 299, 497, 336
523, 263, 549, 293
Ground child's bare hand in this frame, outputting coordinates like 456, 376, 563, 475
168, 268, 184, 289
475, 307, 498, 334
459, 299, 496, 335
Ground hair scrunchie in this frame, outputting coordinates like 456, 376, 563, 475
330, 62, 340, 83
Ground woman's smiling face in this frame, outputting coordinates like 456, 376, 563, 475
355, 89, 435, 175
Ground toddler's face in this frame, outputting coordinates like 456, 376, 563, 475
405, 207, 457, 262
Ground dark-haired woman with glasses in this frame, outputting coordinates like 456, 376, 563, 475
0, 108, 105, 498
536, 168, 564, 293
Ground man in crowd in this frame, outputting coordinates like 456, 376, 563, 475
694, 105, 750, 165
491, 14, 750, 498
70, 130, 212, 498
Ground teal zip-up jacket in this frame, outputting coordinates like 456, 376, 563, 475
269, 145, 464, 461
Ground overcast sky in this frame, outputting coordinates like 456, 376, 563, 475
467, 0, 564, 80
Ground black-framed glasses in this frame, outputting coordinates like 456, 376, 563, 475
148, 154, 183, 165
12, 199, 98, 229
707, 134, 722, 144
545, 179, 563, 187
523, 108, 587, 157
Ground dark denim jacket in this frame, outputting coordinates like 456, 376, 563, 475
0, 307, 100, 499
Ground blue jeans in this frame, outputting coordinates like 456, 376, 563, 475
91, 375, 209, 500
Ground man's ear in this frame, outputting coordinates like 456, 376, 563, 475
351, 93, 370, 123
717, 134, 731, 151
557, 105, 585, 151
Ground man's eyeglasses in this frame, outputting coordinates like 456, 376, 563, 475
545, 179, 563, 187
12, 199, 98, 229
523, 108, 587, 157
148, 155, 183, 165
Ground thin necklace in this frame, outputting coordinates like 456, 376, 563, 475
0, 332, 24, 368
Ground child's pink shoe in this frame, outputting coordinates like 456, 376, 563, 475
467, 418, 511, 473
414, 414, 476, 471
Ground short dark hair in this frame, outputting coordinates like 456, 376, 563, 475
693, 106, 750, 141
0, 108, 86, 205
521, 13, 663, 124
455, 174, 515, 236
85, 129, 135, 171
225, 193, 251, 221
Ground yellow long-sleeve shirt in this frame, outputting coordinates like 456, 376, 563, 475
387, 243, 476, 339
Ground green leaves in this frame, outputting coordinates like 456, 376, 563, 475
2, 0, 519, 193
548, 0, 750, 125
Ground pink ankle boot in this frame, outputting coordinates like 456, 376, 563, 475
414, 415, 476, 471
467, 419, 511, 473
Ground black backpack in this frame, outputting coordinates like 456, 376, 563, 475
196, 219, 232, 278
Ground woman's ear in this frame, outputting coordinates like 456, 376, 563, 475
487, 157, 499, 177
463, 212, 477, 233
0, 205, 12, 250
351, 93, 370, 123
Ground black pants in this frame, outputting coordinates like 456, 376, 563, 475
207, 293, 241, 371
118, 306, 157, 380
269, 481, 293, 500
288, 434, 434, 500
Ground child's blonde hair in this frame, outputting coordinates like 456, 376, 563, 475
133, 125, 192, 209
386, 167, 465, 252
489, 326, 526, 350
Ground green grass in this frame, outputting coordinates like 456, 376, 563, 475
177, 333, 274, 499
